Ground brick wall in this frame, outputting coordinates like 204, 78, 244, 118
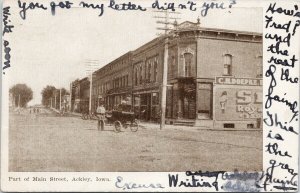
197, 38, 262, 79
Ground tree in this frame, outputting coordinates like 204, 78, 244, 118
9, 84, 33, 107
41, 86, 69, 108
41, 85, 56, 107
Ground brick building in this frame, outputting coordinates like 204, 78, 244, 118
71, 77, 90, 113
92, 52, 132, 112
71, 20, 263, 129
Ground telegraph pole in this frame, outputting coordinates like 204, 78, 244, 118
54, 91, 57, 109
154, 10, 180, 129
18, 94, 20, 108
59, 88, 62, 111
85, 60, 99, 115
89, 72, 93, 114
69, 82, 72, 112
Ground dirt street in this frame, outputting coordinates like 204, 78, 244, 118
9, 108, 262, 172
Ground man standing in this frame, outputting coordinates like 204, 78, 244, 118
96, 104, 106, 131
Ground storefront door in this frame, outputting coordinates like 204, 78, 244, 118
140, 94, 151, 121
177, 79, 196, 119
197, 83, 213, 119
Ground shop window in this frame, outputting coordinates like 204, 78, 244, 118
134, 95, 141, 117
257, 56, 263, 78
151, 93, 159, 121
223, 54, 232, 76
152, 92, 159, 105
166, 87, 173, 118
169, 56, 175, 79
184, 53, 193, 77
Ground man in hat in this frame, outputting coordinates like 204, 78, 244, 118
96, 103, 106, 131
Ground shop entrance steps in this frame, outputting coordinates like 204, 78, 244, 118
173, 119, 195, 126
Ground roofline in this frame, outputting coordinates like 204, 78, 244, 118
90, 21, 262, 76
94, 51, 132, 74
175, 26, 262, 36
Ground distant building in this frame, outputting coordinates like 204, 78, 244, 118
92, 52, 132, 112
71, 20, 263, 129
70, 77, 90, 113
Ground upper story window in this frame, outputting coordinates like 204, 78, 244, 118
257, 56, 263, 78
183, 53, 193, 77
145, 59, 153, 83
223, 54, 232, 76
134, 66, 138, 86
145, 62, 149, 82
148, 61, 152, 82
140, 64, 143, 84
154, 58, 158, 82
125, 75, 128, 86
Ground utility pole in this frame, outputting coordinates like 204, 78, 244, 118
54, 91, 57, 109
59, 88, 62, 111
18, 94, 20, 108
85, 60, 99, 115
69, 82, 72, 112
89, 72, 93, 114
154, 10, 180, 129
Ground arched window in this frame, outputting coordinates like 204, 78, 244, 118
257, 56, 263, 78
183, 53, 193, 77
223, 54, 232, 76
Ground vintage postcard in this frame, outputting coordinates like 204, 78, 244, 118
1, 0, 299, 192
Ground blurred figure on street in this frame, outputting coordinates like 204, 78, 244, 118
96, 104, 106, 131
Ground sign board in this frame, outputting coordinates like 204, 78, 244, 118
215, 87, 262, 121
215, 77, 263, 86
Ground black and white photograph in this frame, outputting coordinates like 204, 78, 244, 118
1, 0, 299, 192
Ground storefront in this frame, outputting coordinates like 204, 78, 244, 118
106, 92, 132, 111
133, 90, 160, 122
166, 78, 196, 120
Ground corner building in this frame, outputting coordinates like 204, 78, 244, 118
91, 20, 263, 129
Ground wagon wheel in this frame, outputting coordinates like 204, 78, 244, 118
130, 119, 139, 132
114, 121, 122, 133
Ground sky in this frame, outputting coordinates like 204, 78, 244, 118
4, 0, 263, 105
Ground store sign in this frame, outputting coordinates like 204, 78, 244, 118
215, 77, 263, 86
236, 90, 262, 119
215, 88, 262, 121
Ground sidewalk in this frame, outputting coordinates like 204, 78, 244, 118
67, 111, 81, 117
54, 110, 262, 132
139, 121, 262, 132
